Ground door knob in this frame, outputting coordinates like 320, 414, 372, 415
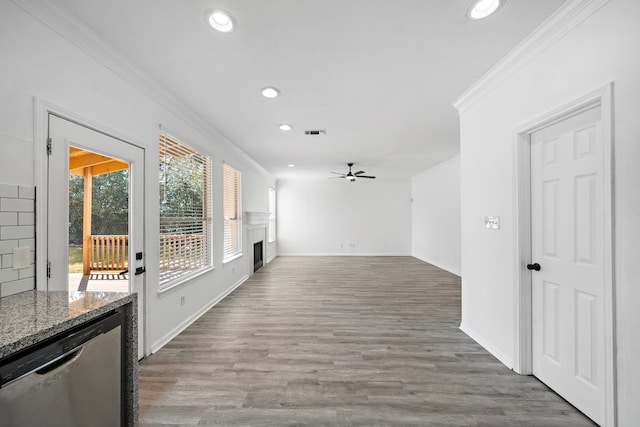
527, 263, 541, 271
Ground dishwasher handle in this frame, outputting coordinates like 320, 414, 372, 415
35, 347, 84, 376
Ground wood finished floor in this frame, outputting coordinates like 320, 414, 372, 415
139, 257, 596, 426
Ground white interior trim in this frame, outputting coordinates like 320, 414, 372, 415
413, 255, 461, 277
33, 97, 152, 356
460, 322, 514, 369
512, 83, 616, 426
453, 0, 611, 113
278, 253, 412, 257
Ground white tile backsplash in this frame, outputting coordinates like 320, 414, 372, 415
1, 225, 35, 240
18, 186, 35, 199
19, 264, 35, 279
18, 212, 35, 225
0, 240, 19, 255
0, 184, 18, 198
0, 212, 17, 226
0, 278, 34, 297
0, 198, 33, 212
2, 254, 13, 269
0, 184, 35, 297
0, 268, 19, 283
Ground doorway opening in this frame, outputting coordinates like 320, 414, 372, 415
68, 146, 130, 292
45, 112, 147, 359
513, 84, 615, 426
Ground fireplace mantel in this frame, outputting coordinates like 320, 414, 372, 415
246, 212, 268, 276
245, 211, 269, 227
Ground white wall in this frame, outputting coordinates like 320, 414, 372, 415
0, 2, 276, 353
457, 1, 640, 424
411, 156, 461, 276
277, 178, 411, 256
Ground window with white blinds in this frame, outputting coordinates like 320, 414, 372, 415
223, 163, 242, 261
268, 187, 276, 243
159, 133, 212, 287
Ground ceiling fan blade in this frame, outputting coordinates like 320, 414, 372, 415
357, 175, 376, 179
353, 171, 366, 175
329, 176, 346, 179
330, 171, 346, 175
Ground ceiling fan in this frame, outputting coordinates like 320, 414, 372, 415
330, 163, 376, 182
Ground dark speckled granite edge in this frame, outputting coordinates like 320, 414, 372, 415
0, 293, 135, 358
0, 291, 138, 426
125, 293, 139, 427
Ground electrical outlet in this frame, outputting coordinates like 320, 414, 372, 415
12, 247, 30, 270
180, 296, 185, 306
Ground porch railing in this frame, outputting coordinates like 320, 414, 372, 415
89, 235, 128, 271
160, 235, 205, 271
88, 234, 205, 273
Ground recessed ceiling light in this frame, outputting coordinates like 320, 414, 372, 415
261, 87, 280, 98
287, 164, 295, 168
467, 0, 505, 20
279, 124, 292, 131
205, 9, 236, 33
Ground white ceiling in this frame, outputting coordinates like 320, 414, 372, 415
55, 0, 566, 179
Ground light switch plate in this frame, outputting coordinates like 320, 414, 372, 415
485, 216, 500, 230
12, 247, 30, 270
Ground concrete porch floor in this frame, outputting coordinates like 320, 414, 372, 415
68, 273, 129, 292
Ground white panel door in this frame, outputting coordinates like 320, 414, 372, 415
530, 106, 605, 425
48, 115, 145, 359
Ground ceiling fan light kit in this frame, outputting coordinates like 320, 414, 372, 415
330, 163, 376, 182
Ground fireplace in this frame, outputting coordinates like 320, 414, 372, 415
253, 240, 264, 272
246, 211, 268, 275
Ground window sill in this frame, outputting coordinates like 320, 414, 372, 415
158, 265, 215, 294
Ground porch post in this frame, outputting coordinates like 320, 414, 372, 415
82, 167, 92, 275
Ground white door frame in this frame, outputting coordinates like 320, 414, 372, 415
512, 83, 616, 426
33, 97, 149, 357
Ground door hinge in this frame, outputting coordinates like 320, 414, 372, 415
47, 261, 51, 279
47, 138, 52, 155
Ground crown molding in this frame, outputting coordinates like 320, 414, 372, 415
10, 0, 272, 177
453, 0, 611, 113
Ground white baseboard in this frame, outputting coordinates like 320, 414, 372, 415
150, 274, 250, 354
277, 252, 411, 257
266, 253, 277, 264
459, 322, 514, 369
413, 255, 461, 276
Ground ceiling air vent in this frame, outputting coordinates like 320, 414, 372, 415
304, 130, 326, 135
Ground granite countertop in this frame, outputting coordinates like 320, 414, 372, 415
0, 290, 135, 359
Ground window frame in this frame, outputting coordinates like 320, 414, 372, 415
268, 187, 276, 243
158, 133, 213, 290
222, 163, 242, 263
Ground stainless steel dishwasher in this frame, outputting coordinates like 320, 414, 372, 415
0, 311, 123, 427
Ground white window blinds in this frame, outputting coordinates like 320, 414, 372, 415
268, 187, 276, 243
159, 133, 212, 286
223, 163, 242, 261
